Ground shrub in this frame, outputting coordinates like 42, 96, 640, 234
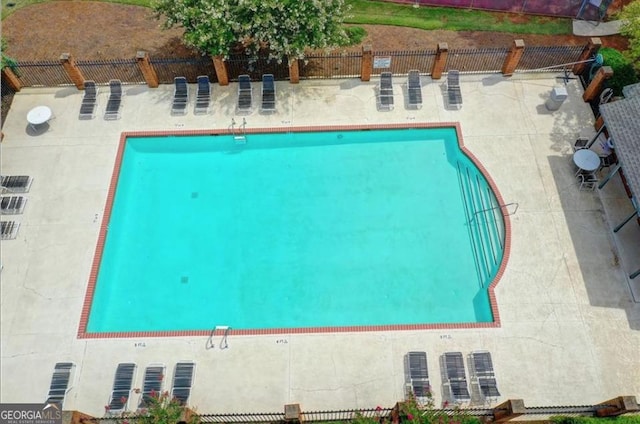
551, 416, 640, 424
598, 47, 639, 96
345, 26, 367, 46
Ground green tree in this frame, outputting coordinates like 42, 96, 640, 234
152, 0, 351, 62
618, 0, 640, 69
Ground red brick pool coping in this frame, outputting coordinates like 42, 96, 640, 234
77, 123, 511, 339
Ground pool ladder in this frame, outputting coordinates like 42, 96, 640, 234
230, 118, 247, 143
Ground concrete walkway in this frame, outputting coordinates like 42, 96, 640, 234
1, 74, 639, 416
573, 19, 623, 36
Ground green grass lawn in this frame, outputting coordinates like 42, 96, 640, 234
2, 0, 573, 35
345, 0, 572, 34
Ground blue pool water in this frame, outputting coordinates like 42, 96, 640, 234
87, 128, 503, 333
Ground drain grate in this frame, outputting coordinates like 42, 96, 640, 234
181, 276, 189, 284
191, 192, 199, 199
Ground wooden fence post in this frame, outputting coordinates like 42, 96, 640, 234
69, 410, 96, 424
212, 55, 229, 86
136, 51, 159, 88
596, 396, 640, 417
583, 65, 613, 102
573, 37, 602, 76
493, 399, 526, 423
1, 67, 22, 92
59, 53, 85, 90
361, 45, 373, 82
431, 43, 448, 80
289, 58, 300, 84
501, 39, 525, 76
284, 404, 302, 423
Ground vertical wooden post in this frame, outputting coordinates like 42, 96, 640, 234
1, 67, 22, 92
59, 53, 85, 90
289, 58, 300, 84
361, 45, 373, 82
501, 39, 525, 76
431, 43, 448, 80
573, 37, 602, 76
135, 51, 159, 88
284, 404, 303, 424
583, 66, 613, 102
596, 396, 640, 417
493, 399, 526, 423
212, 55, 229, 86
69, 410, 96, 424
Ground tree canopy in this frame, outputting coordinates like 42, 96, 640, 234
152, 0, 351, 62
618, 0, 640, 69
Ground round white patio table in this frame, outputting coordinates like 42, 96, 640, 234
573, 149, 600, 173
27, 106, 52, 129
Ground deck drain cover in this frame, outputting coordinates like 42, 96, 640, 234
181, 276, 189, 284
191, 192, 199, 199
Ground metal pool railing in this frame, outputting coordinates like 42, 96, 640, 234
457, 161, 506, 289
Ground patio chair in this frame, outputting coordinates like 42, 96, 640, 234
172, 76, 189, 115
1, 221, 20, 240
443, 352, 471, 403
404, 351, 430, 399
171, 361, 195, 406
572, 137, 589, 152
1, 196, 27, 214
46, 362, 75, 407
260, 74, 276, 113
470, 351, 501, 401
237, 75, 253, 113
104, 79, 123, 120
194, 75, 211, 115
447, 70, 462, 109
106, 363, 137, 414
79, 80, 98, 119
138, 364, 165, 410
407, 70, 422, 109
599, 152, 617, 173
1, 175, 33, 193
378, 72, 394, 111
578, 172, 598, 191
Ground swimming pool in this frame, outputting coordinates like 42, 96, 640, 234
80, 124, 509, 337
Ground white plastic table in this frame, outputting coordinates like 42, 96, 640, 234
573, 149, 600, 173
27, 106, 52, 129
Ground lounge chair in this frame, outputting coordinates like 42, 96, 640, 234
260, 74, 276, 113
107, 363, 136, 414
1, 175, 33, 193
171, 361, 195, 406
79, 80, 98, 119
172, 76, 189, 115
470, 351, 501, 401
1, 221, 20, 240
447, 70, 462, 109
194, 75, 211, 115
46, 362, 75, 407
237, 75, 252, 113
443, 352, 471, 403
138, 364, 165, 409
407, 70, 422, 109
404, 351, 430, 399
1, 196, 27, 214
104, 79, 123, 120
378, 72, 394, 111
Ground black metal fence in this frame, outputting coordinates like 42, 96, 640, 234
79, 402, 640, 424
2, 45, 584, 88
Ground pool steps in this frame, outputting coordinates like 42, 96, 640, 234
457, 161, 505, 289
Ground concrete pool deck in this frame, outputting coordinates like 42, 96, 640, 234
1, 73, 639, 415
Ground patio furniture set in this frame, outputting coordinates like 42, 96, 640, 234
572, 137, 617, 191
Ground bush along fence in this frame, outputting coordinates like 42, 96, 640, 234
62, 396, 639, 424
1, 39, 602, 93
